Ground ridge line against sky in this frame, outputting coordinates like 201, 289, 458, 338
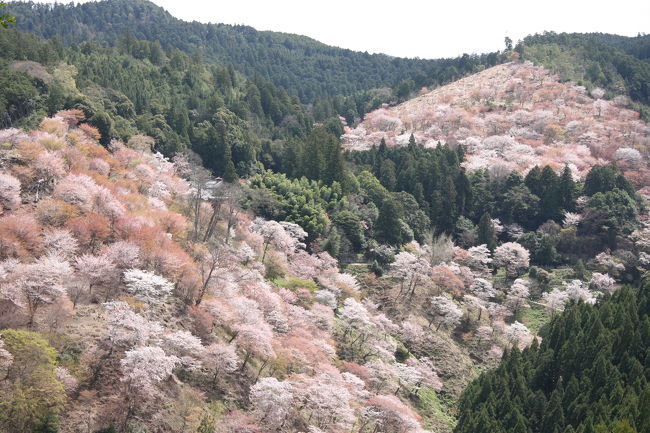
30, 0, 650, 58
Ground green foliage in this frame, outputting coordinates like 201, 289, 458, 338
535, 234, 558, 266
0, 329, 66, 433
573, 259, 586, 279
376, 197, 411, 246
477, 213, 497, 251
586, 188, 639, 236
273, 277, 318, 292
417, 388, 458, 431
6, 0, 507, 104
584, 165, 635, 198
247, 170, 344, 240
0, 2, 15, 28
456, 285, 650, 433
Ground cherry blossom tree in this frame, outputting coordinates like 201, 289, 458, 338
32, 151, 65, 194
589, 272, 616, 294
249, 377, 294, 428
595, 252, 625, 277
101, 241, 141, 271
42, 229, 78, 258
360, 394, 425, 433
388, 251, 432, 298
75, 253, 117, 297
542, 288, 569, 316
202, 342, 239, 385
429, 296, 463, 330
504, 321, 530, 346
339, 298, 373, 332
120, 345, 179, 397
66, 213, 111, 253
494, 242, 530, 278
123, 269, 174, 304
251, 218, 306, 262
0, 335, 13, 377
235, 323, 276, 372
471, 278, 496, 301
563, 280, 597, 304
563, 212, 582, 227
0, 214, 42, 260
56, 366, 79, 393
104, 301, 164, 348
505, 278, 530, 315
293, 371, 356, 431
160, 330, 204, 369
54, 173, 100, 211
14, 253, 72, 327
614, 147, 642, 164
466, 244, 492, 276
395, 357, 443, 393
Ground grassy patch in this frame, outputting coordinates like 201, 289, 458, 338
521, 304, 550, 335
546, 267, 576, 286
344, 263, 370, 277
273, 277, 318, 292
416, 388, 457, 432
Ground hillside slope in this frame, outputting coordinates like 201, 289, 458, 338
343, 61, 650, 185
519, 32, 650, 117
0, 113, 481, 433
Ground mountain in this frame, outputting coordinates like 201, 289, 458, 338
342, 61, 650, 188
5, 0, 505, 103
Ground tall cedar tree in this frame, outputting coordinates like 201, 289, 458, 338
477, 212, 497, 251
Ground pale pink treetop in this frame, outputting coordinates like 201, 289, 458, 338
122, 268, 174, 304
589, 272, 616, 294
249, 377, 294, 428
429, 296, 463, 330
103, 301, 164, 347
120, 345, 179, 395
504, 321, 531, 346
42, 229, 78, 258
494, 242, 530, 278
0, 172, 21, 211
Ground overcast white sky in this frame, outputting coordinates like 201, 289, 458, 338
35, 0, 649, 58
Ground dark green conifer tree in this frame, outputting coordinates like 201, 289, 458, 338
477, 212, 497, 251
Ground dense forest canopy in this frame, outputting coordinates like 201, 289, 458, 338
455, 285, 650, 433
5, 0, 505, 103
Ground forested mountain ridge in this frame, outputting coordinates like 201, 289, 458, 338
4, 0, 505, 103
0, 25, 315, 177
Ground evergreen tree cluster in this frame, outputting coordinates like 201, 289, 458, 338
455, 285, 650, 433
5, 0, 507, 104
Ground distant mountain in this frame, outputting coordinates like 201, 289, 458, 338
5, 0, 504, 103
